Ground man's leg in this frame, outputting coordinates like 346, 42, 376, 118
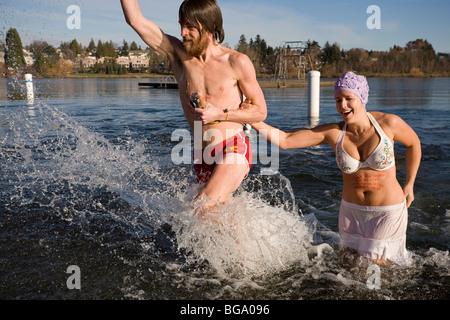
195, 153, 249, 221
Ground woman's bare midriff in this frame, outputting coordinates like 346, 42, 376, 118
341, 167, 405, 206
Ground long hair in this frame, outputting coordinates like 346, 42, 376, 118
179, 0, 225, 44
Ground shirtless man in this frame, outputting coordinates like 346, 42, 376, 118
120, 0, 267, 215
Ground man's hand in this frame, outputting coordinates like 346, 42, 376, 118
193, 100, 225, 125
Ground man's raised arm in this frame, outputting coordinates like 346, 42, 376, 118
120, 0, 176, 59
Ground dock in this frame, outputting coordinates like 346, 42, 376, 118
139, 76, 178, 89
138, 76, 335, 89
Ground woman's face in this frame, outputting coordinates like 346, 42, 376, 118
335, 91, 364, 123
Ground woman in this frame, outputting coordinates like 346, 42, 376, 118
251, 72, 422, 264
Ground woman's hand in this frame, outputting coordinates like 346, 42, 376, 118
403, 183, 415, 208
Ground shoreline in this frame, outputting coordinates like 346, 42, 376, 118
60, 72, 450, 88
2, 72, 449, 89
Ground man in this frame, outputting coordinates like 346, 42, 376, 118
120, 0, 267, 217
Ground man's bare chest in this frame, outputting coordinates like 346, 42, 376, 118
182, 61, 238, 98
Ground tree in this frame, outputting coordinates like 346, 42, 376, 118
236, 34, 249, 53
118, 64, 128, 75
321, 41, 342, 65
5, 28, 26, 77
48, 59, 74, 77
252, 35, 268, 62
345, 48, 370, 72
120, 39, 129, 56
69, 39, 82, 55
96, 40, 117, 58
29, 41, 58, 76
304, 40, 321, 70
0, 41, 5, 76
320, 41, 345, 77
130, 41, 139, 51
87, 38, 96, 53
96, 40, 104, 57
405, 39, 437, 73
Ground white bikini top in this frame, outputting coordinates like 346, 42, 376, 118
336, 113, 395, 174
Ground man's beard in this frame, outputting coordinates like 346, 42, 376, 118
183, 32, 209, 57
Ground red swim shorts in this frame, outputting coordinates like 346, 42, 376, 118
193, 131, 252, 184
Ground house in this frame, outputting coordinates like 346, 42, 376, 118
81, 56, 97, 69
23, 49, 35, 66
116, 56, 130, 69
130, 57, 149, 69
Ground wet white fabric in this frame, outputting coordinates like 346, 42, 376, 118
339, 198, 411, 265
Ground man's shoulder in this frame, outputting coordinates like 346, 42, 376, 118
224, 47, 251, 67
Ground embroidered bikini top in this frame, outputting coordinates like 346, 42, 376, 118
336, 113, 395, 174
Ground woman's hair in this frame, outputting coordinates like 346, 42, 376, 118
179, 0, 225, 43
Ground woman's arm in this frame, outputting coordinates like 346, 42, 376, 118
252, 120, 337, 150
389, 114, 422, 207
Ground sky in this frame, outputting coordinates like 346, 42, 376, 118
1, 0, 449, 54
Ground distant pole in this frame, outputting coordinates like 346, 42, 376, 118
308, 70, 320, 120
25, 73, 34, 105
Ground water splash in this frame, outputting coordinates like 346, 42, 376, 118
172, 189, 313, 278
1, 96, 315, 280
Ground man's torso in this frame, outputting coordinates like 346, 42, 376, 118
172, 41, 245, 149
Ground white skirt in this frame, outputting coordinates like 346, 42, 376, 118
339, 198, 411, 265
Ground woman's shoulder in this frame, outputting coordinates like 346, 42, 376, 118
369, 111, 407, 138
369, 111, 403, 126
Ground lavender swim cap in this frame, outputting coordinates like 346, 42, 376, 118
334, 72, 369, 106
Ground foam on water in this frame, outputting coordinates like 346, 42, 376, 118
172, 188, 313, 278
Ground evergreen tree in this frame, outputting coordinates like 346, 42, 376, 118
5, 28, 26, 76
69, 39, 82, 55
120, 40, 129, 56
88, 39, 96, 53
96, 40, 104, 57
99, 41, 117, 58
236, 34, 249, 53
29, 41, 56, 76
321, 41, 342, 65
130, 41, 139, 51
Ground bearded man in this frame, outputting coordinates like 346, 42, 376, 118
121, 0, 267, 217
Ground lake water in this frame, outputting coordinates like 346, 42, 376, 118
0, 76, 449, 302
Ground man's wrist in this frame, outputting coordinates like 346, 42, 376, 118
214, 109, 229, 123
223, 109, 229, 121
